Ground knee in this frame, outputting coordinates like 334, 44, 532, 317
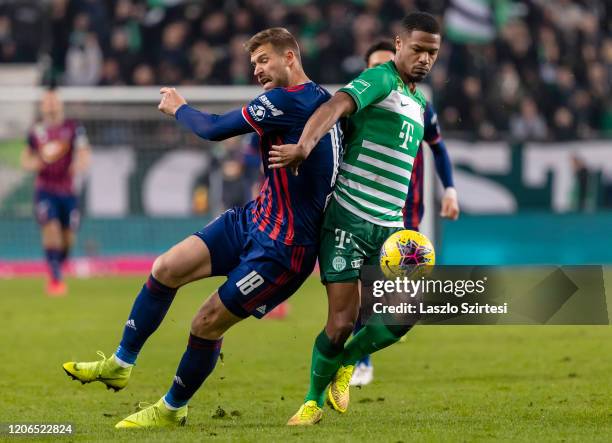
326, 317, 356, 347
152, 253, 180, 287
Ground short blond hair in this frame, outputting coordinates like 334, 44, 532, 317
245, 27, 301, 61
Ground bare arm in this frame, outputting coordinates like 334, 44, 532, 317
268, 91, 356, 171
21, 148, 42, 172
71, 145, 91, 176
294, 92, 355, 157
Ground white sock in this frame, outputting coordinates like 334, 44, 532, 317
114, 355, 133, 368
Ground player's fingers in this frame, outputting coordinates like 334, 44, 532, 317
269, 160, 289, 168
268, 154, 286, 167
440, 203, 450, 217
268, 152, 282, 163
447, 199, 459, 219
160, 87, 170, 94
441, 204, 459, 220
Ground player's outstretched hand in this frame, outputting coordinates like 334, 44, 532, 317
269, 143, 307, 176
440, 187, 459, 220
158, 87, 187, 116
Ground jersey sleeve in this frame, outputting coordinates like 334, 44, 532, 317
242, 88, 296, 136
176, 105, 252, 141
423, 102, 443, 145
338, 66, 395, 113
73, 123, 90, 149
425, 103, 453, 188
26, 131, 37, 152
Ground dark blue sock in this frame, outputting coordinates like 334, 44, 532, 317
45, 249, 62, 282
164, 334, 223, 408
59, 249, 69, 265
116, 275, 177, 364
360, 353, 371, 366
353, 313, 364, 334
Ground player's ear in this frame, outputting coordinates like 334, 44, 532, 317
395, 35, 402, 53
284, 49, 295, 66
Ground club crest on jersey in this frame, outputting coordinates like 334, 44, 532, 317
345, 79, 370, 94
332, 256, 347, 271
258, 95, 284, 116
40, 140, 71, 164
248, 104, 267, 121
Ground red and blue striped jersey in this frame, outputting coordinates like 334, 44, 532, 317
242, 83, 342, 246
27, 119, 89, 195
403, 102, 450, 229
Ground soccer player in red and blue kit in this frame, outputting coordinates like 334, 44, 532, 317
62, 28, 342, 429
21, 89, 91, 296
350, 41, 459, 387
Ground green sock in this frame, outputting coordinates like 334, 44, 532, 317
341, 320, 408, 366
304, 330, 344, 406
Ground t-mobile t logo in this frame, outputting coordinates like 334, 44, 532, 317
334, 229, 352, 249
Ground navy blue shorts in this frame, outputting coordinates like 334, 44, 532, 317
194, 206, 317, 319
34, 190, 80, 230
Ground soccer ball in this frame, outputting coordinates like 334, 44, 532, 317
379, 229, 435, 279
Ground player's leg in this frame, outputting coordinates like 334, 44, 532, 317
340, 225, 417, 367
63, 208, 243, 390
58, 195, 80, 268
62, 235, 213, 390
327, 226, 415, 411
289, 200, 366, 425
342, 319, 413, 368
60, 229, 74, 265
162, 293, 241, 408
41, 220, 65, 293
115, 292, 242, 429
350, 304, 374, 387
35, 191, 66, 295
117, 241, 315, 429
303, 281, 359, 407
113, 234, 213, 366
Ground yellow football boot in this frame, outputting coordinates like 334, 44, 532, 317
63, 351, 132, 392
115, 398, 187, 429
287, 400, 323, 426
327, 364, 354, 413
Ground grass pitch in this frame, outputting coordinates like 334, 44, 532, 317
0, 276, 610, 442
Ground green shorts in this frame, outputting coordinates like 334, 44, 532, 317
319, 198, 402, 283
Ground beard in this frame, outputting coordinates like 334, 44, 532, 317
407, 69, 428, 83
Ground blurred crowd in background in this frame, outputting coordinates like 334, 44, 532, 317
1, 0, 611, 144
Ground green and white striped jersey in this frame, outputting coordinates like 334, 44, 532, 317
335, 61, 427, 227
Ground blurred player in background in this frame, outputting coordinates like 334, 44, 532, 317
21, 89, 91, 296
62, 27, 342, 429
270, 12, 442, 425
350, 40, 459, 387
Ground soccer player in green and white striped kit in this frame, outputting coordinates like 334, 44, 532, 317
269, 12, 442, 425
